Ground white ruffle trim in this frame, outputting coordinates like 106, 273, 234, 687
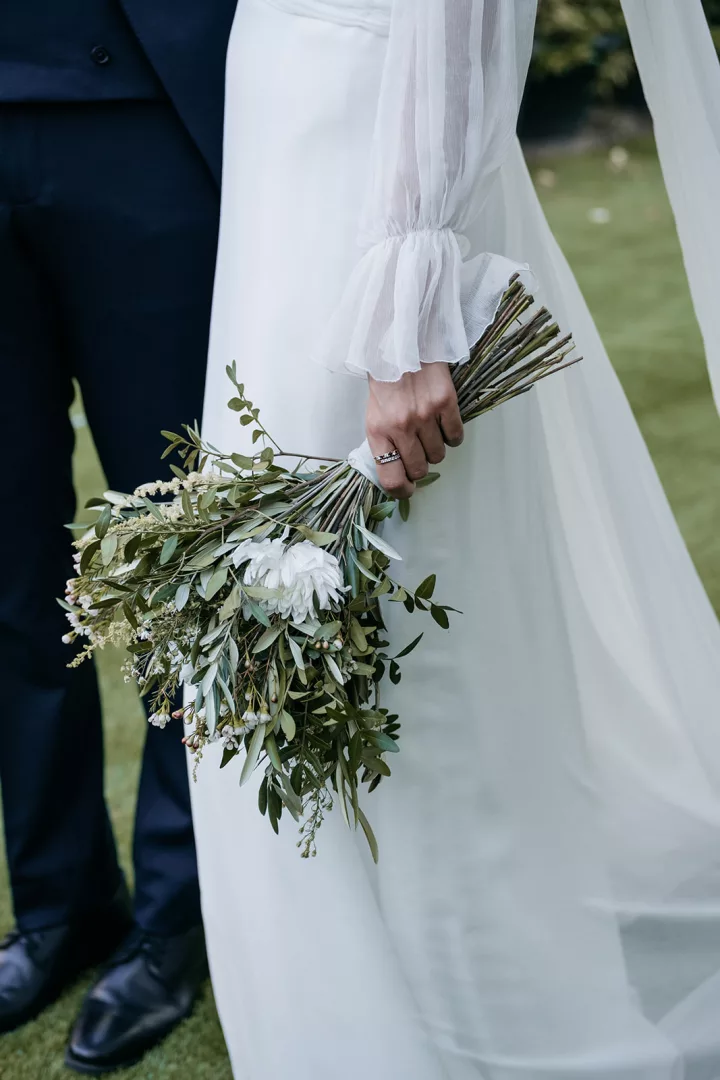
313, 228, 533, 383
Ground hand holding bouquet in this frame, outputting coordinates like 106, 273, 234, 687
62, 276, 578, 858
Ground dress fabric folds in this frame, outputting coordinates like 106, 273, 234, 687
192, 1, 720, 1077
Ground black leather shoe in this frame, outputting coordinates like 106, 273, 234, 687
65, 924, 208, 1075
0, 885, 133, 1034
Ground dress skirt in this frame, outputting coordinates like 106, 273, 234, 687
192, 3, 720, 1077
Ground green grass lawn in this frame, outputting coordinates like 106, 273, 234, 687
1, 137, 719, 1077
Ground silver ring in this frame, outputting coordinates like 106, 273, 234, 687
374, 450, 402, 465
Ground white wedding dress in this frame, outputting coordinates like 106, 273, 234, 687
192, 2, 720, 1077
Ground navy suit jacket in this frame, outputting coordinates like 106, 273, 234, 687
119, 0, 238, 185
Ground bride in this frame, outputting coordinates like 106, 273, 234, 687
192, 1, 720, 1077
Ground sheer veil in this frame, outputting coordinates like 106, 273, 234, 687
622, 0, 720, 414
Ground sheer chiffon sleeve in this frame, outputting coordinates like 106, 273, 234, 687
314, 0, 538, 382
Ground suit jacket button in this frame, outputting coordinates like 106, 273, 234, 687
90, 45, 111, 66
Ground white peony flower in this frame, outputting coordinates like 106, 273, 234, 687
234, 538, 346, 624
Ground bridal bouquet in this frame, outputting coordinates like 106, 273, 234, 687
62, 276, 577, 858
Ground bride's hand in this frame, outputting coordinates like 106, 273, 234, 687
365, 363, 464, 499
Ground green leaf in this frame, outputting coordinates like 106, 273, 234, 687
399, 498, 411, 522
415, 574, 436, 601
362, 753, 392, 777
393, 632, 424, 660
80, 539, 101, 575
205, 686, 218, 736
279, 775, 303, 819
231, 453, 255, 470
243, 585, 282, 600
355, 523, 402, 561
368, 501, 395, 522
227, 397, 244, 412
181, 489, 194, 521
258, 776, 269, 815
175, 582, 191, 611
357, 807, 379, 863
100, 533, 118, 566
219, 585, 242, 622
122, 602, 138, 631
217, 673, 236, 713
142, 498, 166, 524
264, 731, 283, 772
324, 654, 344, 685
287, 635, 305, 671
347, 545, 380, 583
349, 618, 368, 652
244, 598, 272, 628
416, 472, 440, 488
239, 722, 268, 787
267, 784, 282, 834
204, 566, 228, 601
431, 605, 450, 630
335, 764, 350, 829
389, 660, 401, 685
252, 625, 283, 654
239, 414, 254, 426
352, 662, 376, 676
220, 745, 238, 769
201, 663, 218, 696
160, 534, 179, 566
295, 525, 338, 548
280, 710, 296, 742
95, 505, 112, 540
367, 731, 400, 754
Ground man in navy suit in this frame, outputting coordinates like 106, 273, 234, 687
0, 1, 237, 1070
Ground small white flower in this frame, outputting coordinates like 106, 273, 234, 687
221, 725, 243, 750
148, 712, 170, 729
242, 710, 259, 730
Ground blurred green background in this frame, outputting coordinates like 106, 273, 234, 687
531, 0, 720, 98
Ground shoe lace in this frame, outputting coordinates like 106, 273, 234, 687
107, 928, 171, 983
0, 927, 55, 965
0, 929, 20, 949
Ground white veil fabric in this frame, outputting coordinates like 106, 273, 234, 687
621, 0, 720, 414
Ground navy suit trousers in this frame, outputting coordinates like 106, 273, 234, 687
0, 101, 219, 933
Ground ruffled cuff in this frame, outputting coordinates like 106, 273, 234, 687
312, 227, 533, 383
